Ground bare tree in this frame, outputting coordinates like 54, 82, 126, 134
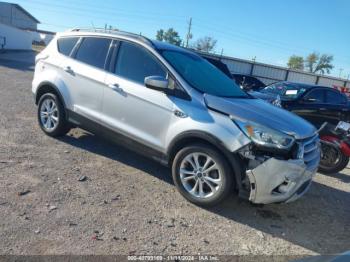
194, 36, 217, 53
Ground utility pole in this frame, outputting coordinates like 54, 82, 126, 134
339, 68, 343, 78
185, 17, 192, 48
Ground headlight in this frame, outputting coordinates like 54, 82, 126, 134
234, 119, 295, 150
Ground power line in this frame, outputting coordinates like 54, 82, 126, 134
21, 0, 350, 61
19, 0, 349, 71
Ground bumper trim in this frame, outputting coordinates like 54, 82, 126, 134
247, 158, 318, 204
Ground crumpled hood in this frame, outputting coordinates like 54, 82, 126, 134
204, 94, 316, 139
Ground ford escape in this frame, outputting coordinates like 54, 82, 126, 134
32, 29, 321, 206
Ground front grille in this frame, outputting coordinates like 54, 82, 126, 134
297, 135, 320, 170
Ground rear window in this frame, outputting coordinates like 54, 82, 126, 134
57, 37, 79, 56
75, 37, 111, 69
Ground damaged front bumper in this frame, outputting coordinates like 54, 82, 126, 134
239, 133, 321, 204
246, 157, 319, 204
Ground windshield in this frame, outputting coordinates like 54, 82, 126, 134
161, 50, 248, 98
261, 82, 307, 100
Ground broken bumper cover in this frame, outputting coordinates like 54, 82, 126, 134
246, 156, 320, 204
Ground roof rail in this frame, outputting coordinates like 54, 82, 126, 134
69, 27, 154, 46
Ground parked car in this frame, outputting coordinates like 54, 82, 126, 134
261, 81, 350, 128
261, 81, 350, 174
231, 73, 266, 91
32, 29, 320, 206
202, 56, 280, 106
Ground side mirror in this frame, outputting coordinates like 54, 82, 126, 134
144, 76, 169, 91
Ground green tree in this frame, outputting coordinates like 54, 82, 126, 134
156, 29, 165, 41
156, 28, 182, 46
287, 55, 304, 70
305, 52, 334, 74
194, 36, 217, 53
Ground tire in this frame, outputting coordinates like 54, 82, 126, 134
37, 93, 70, 137
318, 141, 350, 174
172, 143, 234, 207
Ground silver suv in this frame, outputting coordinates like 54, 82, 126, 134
32, 29, 320, 206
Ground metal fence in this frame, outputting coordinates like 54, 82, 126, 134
199, 51, 350, 89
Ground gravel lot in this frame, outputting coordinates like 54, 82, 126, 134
0, 51, 349, 258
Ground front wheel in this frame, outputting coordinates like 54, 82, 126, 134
172, 144, 234, 207
318, 141, 349, 174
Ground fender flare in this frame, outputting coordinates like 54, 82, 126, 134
35, 81, 67, 108
167, 130, 244, 190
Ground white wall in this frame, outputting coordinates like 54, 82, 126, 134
0, 22, 32, 50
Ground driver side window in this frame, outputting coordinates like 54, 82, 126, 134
304, 89, 325, 103
115, 41, 166, 85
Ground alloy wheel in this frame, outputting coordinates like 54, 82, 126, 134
179, 152, 222, 199
39, 98, 59, 131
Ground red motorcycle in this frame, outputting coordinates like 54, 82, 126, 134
318, 122, 350, 174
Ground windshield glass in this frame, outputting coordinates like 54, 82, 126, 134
161, 50, 248, 98
261, 82, 307, 100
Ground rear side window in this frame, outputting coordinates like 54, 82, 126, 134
115, 41, 166, 84
57, 37, 79, 56
326, 90, 347, 104
75, 37, 111, 69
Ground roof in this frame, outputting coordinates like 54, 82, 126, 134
275, 81, 331, 90
26, 28, 56, 35
151, 40, 189, 52
2, 2, 40, 23
65, 28, 195, 54
67, 28, 154, 47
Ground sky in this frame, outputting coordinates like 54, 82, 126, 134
10, 0, 350, 78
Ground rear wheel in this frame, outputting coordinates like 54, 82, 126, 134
172, 144, 234, 207
37, 93, 70, 137
318, 141, 349, 174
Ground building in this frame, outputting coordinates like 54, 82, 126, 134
0, 2, 39, 30
0, 2, 55, 50
200, 51, 350, 90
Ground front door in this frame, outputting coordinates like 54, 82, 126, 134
102, 40, 174, 152
290, 88, 325, 127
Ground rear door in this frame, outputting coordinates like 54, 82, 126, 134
102, 40, 175, 152
60, 36, 112, 123
324, 89, 349, 125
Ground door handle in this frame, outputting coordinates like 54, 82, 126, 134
63, 66, 74, 74
319, 108, 327, 111
108, 83, 123, 93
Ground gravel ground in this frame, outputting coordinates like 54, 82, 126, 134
0, 52, 349, 258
